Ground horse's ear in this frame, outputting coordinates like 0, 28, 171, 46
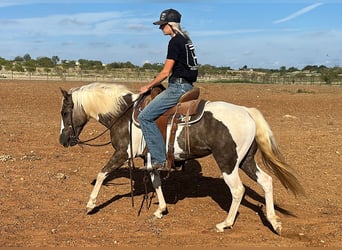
60, 87, 69, 98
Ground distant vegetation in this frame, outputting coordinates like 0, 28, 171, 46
1, 54, 341, 85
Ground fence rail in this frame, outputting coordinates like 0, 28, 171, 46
1, 70, 341, 85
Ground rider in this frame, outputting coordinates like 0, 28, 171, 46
138, 8, 198, 170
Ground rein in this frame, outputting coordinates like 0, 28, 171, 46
77, 128, 112, 147
75, 101, 135, 147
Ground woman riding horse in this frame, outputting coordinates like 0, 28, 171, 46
138, 9, 199, 171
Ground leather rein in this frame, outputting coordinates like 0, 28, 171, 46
75, 99, 136, 147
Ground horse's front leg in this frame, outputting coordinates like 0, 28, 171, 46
86, 171, 108, 213
86, 151, 126, 214
149, 171, 167, 218
147, 153, 167, 218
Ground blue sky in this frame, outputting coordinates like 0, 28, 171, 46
0, 0, 341, 69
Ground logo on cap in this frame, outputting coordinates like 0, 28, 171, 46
160, 12, 166, 21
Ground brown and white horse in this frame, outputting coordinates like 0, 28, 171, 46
59, 82, 304, 234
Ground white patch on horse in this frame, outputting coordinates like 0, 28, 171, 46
60, 119, 64, 135
127, 123, 146, 158
172, 125, 187, 160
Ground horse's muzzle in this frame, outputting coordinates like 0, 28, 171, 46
59, 133, 79, 147
69, 136, 79, 147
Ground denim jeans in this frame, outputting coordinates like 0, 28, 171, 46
138, 81, 193, 165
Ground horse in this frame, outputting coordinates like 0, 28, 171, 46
59, 82, 305, 234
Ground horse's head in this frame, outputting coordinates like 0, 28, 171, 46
59, 88, 88, 147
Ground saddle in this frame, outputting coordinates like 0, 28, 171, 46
133, 85, 207, 171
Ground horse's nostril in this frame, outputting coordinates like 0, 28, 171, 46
60, 134, 70, 147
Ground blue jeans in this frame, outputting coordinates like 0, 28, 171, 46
138, 81, 193, 165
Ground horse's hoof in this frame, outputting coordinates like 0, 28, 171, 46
153, 207, 167, 219
86, 206, 95, 214
269, 216, 282, 235
216, 222, 233, 232
153, 210, 163, 219
274, 225, 282, 235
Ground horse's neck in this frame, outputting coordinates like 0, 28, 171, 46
97, 95, 134, 129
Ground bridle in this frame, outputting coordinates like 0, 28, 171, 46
68, 100, 136, 147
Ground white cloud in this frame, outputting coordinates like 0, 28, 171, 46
0, 11, 151, 37
195, 29, 342, 69
0, 0, 128, 7
192, 29, 265, 37
273, 2, 324, 24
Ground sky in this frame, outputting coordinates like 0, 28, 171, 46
0, 0, 341, 69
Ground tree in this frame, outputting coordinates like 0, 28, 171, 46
0, 56, 7, 66
51, 56, 60, 66
61, 60, 76, 69
23, 60, 36, 73
14, 64, 24, 72
320, 68, 337, 85
23, 53, 32, 62
106, 61, 137, 69
302, 65, 318, 72
240, 65, 248, 71
78, 59, 103, 70
200, 64, 216, 74
36, 57, 54, 68
122, 61, 136, 69
288, 66, 299, 72
14, 56, 24, 62
279, 66, 287, 76
142, 62, 162, 71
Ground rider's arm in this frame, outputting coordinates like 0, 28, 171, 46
140, 59, 175, 93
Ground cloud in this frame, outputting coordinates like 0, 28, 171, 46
0, 0, 141, 8
192, 29, 265, 37
273, 2, 323, 24
0, 11, 151, 38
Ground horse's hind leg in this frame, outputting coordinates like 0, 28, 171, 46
240, 140, 282, 234
256, 165, 282, 234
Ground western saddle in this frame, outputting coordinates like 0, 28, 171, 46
133, 84, 207, 171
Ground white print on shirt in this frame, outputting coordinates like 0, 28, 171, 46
185, 42, 198, 71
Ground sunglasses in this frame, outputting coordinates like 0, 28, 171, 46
159, 24, 167, 30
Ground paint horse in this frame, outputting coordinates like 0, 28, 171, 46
59, 82, 304, 234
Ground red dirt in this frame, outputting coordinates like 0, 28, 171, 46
0, 80, 341, 247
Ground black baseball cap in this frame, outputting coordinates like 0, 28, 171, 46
153, 9, 181, 25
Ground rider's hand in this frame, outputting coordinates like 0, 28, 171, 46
140, 85, 151, 94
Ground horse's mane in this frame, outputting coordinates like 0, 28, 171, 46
70, 82, 133, 120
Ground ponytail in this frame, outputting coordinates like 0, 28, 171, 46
168, 22, 191, 42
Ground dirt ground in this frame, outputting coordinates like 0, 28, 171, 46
0, 80, 341, 247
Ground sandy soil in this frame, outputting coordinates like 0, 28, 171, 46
0, 80, 341, 247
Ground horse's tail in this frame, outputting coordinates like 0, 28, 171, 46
245, 107, 305, 197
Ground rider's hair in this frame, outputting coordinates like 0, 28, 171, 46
168, 22, 191, 41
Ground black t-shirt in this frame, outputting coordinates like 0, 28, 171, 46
167, 34, 198, 83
